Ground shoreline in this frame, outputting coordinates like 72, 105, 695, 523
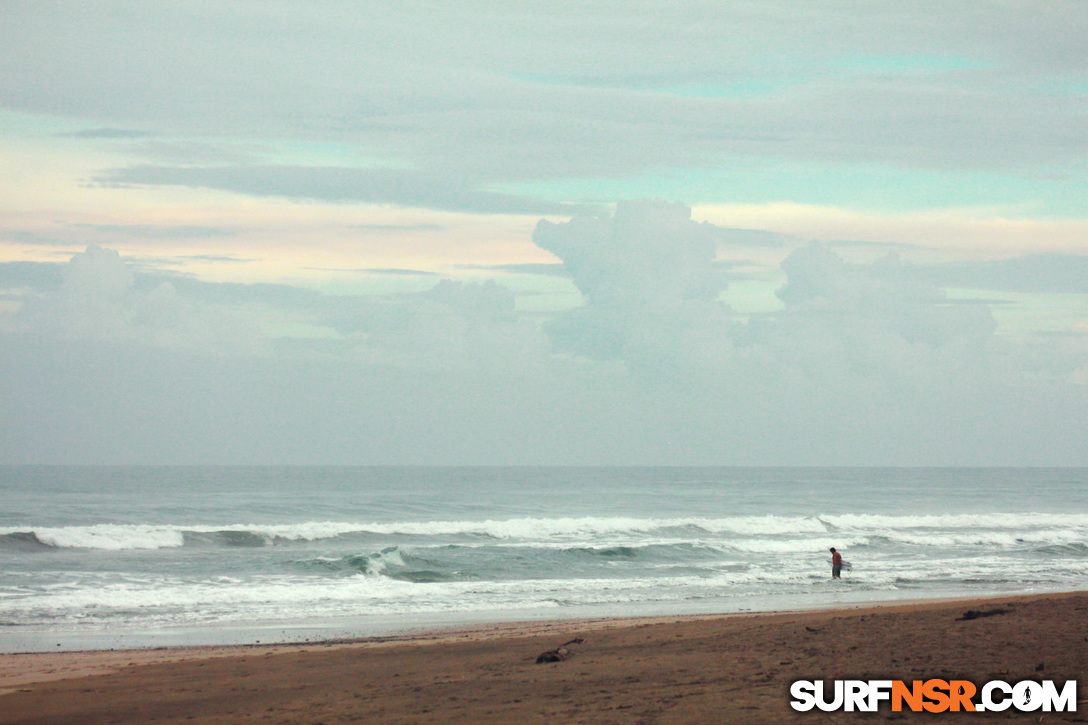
0, 583, 1046, 655
3, 590, 1087, 722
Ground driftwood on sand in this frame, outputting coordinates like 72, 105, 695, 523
535, 638, 585, 664
956, 608, 1010, 621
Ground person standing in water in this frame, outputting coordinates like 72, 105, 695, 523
830, 547, 843, 579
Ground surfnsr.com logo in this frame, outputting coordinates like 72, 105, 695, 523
790, 679, 1077, 713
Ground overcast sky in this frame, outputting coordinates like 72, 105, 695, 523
1, 1, 1085, 465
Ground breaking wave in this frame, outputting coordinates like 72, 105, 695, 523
2, 512, 1086, 552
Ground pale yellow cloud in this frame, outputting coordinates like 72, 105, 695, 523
694, 202, 1088, 261
2, 150, 557, 284
1, 128, 559, 282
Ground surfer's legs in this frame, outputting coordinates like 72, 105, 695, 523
832, 565, 841, 578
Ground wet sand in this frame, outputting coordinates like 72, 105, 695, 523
2, 591, 1086, 723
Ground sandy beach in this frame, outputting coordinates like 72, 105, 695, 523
1, 591, 1086, 723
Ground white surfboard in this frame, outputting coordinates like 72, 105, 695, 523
827, 558, 852, 572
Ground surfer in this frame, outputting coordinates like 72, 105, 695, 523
830, 547, 842, 579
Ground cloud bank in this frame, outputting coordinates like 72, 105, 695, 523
5, 2, 1085, 217
2, 201, 1084, 465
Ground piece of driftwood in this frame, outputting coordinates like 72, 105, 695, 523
956, 608, 1010, 621
535, 638, 585, 663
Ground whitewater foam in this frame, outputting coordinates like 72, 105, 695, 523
3, 466, 1085, 648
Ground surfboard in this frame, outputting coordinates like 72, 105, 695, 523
827, 558, 852, 572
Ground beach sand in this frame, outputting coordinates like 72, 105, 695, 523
2, 591, 1086, 723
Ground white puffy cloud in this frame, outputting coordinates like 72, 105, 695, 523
528, 201, 1086, 464
11, 246, 268, 356
1, 210, 1085, 465
739, 244, 1004, 429
533, 200, 736, 365
346, 279, 551, 374
773, 243, 998, 348
3, 0, 1085, 465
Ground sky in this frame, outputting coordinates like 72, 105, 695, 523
0, 1, 1085, 465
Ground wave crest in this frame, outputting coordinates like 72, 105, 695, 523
3, 511, 1085, 551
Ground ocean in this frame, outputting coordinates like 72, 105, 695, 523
2, 467, 1086, 652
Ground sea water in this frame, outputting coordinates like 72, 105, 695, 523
1, 467, 1086, 652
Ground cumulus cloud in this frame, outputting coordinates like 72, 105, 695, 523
736, 243, 1010, 431
774, 244, 998, 347
3, 1, 1085, 466
526, 201, 1085, 463
344, 279, 551, 374
10, 246, 268, 356
531, 199, 1015, 398
1, 208, 1085, 465
533, 200, 736, 363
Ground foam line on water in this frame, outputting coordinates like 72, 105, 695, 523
7, 512, 1086, 551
